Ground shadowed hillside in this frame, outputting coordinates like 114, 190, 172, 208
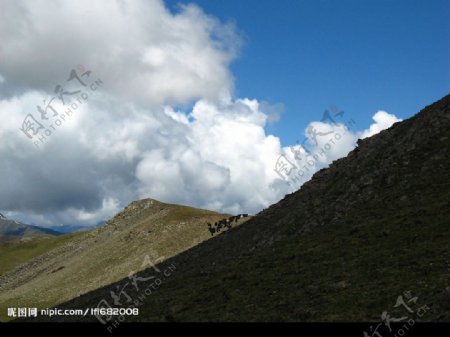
39, 94, 450, 323
0, 199, 249, 321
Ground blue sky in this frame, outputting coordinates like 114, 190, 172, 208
0, 0, 449, 227
167, 0, 450, 146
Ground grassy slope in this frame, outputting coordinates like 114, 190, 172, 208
50, 188, 449, 322
134, 191, 449, 321
0, 200, 248, 322
43, 94, 450, 322
0, 232, 85, 276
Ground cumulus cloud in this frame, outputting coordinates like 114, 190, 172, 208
277, 111, 402, 190
0, 0, 401, 228
0, 0, 238, 105
360, 111, 402, 139
135, 99, 283, 214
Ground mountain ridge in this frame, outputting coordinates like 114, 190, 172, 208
35, 93, 450, 322
0, 198, 250, 321
0, 215, 61, 238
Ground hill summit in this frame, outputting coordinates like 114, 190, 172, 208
4, 94, 450, 323
0, 199, 251, 321
46, 93, 450, 322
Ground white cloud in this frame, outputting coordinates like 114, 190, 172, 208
135, 99, 285, 214
277, 111, 401, 190
0, 0, 238, 105
69, 198, 121, 223
0, 0, 402, 227
360, 111, 402, 139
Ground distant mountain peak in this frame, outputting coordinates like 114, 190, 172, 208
0, 215, 61, 237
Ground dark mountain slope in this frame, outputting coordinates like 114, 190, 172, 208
0, 199, 249, 322
33, 94, 450, 322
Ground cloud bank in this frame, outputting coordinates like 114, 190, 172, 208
0, 0, 401, 227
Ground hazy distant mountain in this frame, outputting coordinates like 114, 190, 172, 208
34, 94, 450, 322
0, 215, 61, 238
50, 224, 98, 234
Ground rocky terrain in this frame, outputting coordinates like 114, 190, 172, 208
0, 199, 249, 321
35, 94, 450, 322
